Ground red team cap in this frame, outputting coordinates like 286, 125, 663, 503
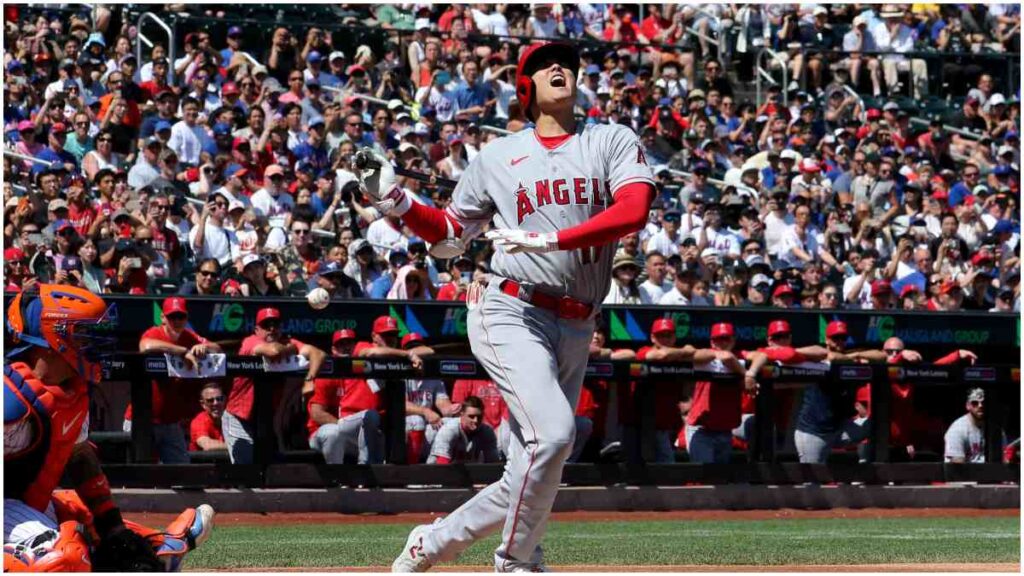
651, 318, 675, 335
710, 322, 734, 339
825, 320, 848, 338
767, 320, 791, 338
373, 315, 400, 334
772, 283, 794, 298
256, 307, 281, 325
162, 296, 187, 316
401, 332, 423, 348
870, 279, 892, 296
332, 329, 356, 344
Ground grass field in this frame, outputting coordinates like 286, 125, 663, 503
186, 516, 1020, 569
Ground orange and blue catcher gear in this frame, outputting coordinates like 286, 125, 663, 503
5, 284, 118, 385
3, 521, 92, 572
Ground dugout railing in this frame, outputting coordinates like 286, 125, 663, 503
94, 353, 1019, 489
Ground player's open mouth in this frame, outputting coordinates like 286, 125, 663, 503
550, 73, 566, 88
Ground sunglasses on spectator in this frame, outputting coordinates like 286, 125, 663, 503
259, 320, 281, 330
98, 137, 112, 143
969, 400, 983, 407
884, 348, 903, 356
166, 312, 187, 321
75, 121, 89, 127
197, 269, 218, 277
292, 227, 310, 235
202, 396, 226, 405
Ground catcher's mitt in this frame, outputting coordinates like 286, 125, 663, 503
91, 526, 162, 572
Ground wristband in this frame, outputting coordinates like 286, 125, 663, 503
93, 507, 125, 538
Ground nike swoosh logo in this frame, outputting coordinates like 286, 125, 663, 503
62, 412, 83, 436
511, 155, 529, 166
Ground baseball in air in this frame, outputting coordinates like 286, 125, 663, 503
307, 287, 330, 310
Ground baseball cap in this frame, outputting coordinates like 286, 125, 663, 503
939, 279, 961, 295
772, 283, 794, 299
687, 88, 706, 101
48, 198, 69, 212
307, 51, 322, 64
228, 25, 243, 37
222, 81, 240, 96
264, 164, 285, 178
4, 247, 26, 262
866, 108, 882, 120
241, 254, 263, 269
971, 251, 994, 266
585, 64, 600, 76
799, 158, 821, 173
256, 307, 281, 326
332, 329, 357, 345
17, 120, 34, 132
767, 320, 791, 338
710, 322, 734, 339
651, 318, 675, 335
329, 51, 346, 62
373, 315, 400, 334
825, 320, 848, 339
162, 296, 188, 316
780, 149, 800, 162
154, 120, 173, 133
401, 332, 424, 349
54, 219, 75, 235
751, 273, 772, 289
213, 122, 232, 136
871, 279, 892, 296
318, 261, 346, 278
50, 122, 68, 135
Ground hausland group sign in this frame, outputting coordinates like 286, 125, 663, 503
3, 294, 1017, 356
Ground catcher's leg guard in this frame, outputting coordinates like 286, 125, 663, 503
3, 521, 92, 572
123, 504, 215, 572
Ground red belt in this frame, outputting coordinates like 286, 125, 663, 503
499, 279, 593, 320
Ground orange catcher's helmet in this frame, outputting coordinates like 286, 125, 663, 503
6, 285, 118, 384
515, 42, 579, 122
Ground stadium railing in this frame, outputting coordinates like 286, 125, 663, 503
97, 352, 1018, 488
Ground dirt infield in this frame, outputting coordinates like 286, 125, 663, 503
129, 507, 1018, 527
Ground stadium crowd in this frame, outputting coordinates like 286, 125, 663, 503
3, 4, 1015, 467
3, 3, 1020, 312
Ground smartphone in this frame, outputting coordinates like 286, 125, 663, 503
460, 271, 472, 284
27, 233, 43, 246
125, 257, 143, 269
842, 263, 855, 277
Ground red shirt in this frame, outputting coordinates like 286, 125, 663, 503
686, 358, 743, 432
603, 21, 644, 50
125, 325, 208, 424
150, 224, 181, 260
228, 334, 306, 421
305, 373, 379, 438
451, 379, 507, 430
576, 380, 608, 436
740, 345, 809, 414
189, 410, 224, 451
617, 346, 682, 429
436, 282, 467, 301
67, 203, 96, 237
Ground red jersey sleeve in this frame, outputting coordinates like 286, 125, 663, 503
451, 380, 469, 403
636, 346, 652, 360
238, 334, 263, 355
555, 182, 654, 251
759, 346, 807, 364
353, 341, 373, 356
933, 351, 964, 365
140, 326, 166, 341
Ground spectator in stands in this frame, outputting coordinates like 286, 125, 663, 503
873, 6, 929, 99
190, 382, 228, 452
130, 297, 223, 463
944, 388, 988, 463
428, 396, 500, 464
226, 307, 326, 464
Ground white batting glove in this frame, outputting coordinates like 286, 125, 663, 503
355, 148, 410, 216
485, 229, 559, 254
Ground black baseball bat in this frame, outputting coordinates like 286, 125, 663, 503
353, 151, 458, 189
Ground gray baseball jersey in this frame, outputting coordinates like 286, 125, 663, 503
415, 122, 654, 571
943, 414, 985, 463
427, 418, 499, 464
446, 123, 656, 304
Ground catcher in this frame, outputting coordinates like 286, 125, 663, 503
4, 285, 214, 571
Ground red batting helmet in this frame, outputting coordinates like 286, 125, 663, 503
516, 42, 580, 122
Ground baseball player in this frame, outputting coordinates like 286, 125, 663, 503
685, 323, 762, 464
403, 332, 456, 463
4, 285, 214, 571
361, 41, 655, 572
427, 397, 501, 465
225, 306, 326, 464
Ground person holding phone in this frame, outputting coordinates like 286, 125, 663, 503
436, 255, 476, 301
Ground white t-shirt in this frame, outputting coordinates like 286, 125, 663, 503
471, 9, 509, 35
943, 414, 985, 463
249, 188, 295, 228
167, 121, 211, 166
842, 275, 873, 309
696, 227, 742, 258
645, 229, 681, 257
639, 279, 672, 303
188, 220, 240, 266
603, 282, 652, 305
365, 218, 407, 259
414, 86, 456, 122
778, 226, 820, 270
764, 211, 794, 257
658, 287, 709, 306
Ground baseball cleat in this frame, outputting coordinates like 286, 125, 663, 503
391, 524, 433, 572
189, 504, 215, 549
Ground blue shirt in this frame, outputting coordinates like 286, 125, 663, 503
292, 142, 330, 175
949, 182, 971, 207
452, 80, 491, 117
32, 147, 78, 174
369, 274, 394, 299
